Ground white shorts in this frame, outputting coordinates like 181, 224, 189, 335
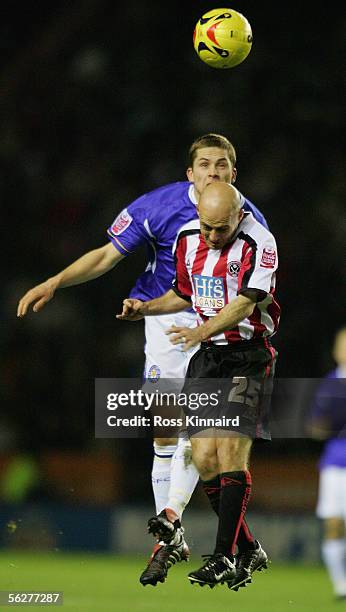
143, 312, 199, 391
316, 466, 346, 520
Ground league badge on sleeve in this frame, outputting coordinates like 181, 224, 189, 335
260, 247, 276, 268
110, 209, 133, 236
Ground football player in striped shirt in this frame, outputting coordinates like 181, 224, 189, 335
118, 181, 280, 589
17, 134, 269, 587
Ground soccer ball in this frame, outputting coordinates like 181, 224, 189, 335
193, 8, 253, 69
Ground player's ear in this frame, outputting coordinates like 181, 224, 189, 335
231, 167, 237, 183
186, 167, 193, 182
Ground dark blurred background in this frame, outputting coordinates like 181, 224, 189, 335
0, 1, 345, 550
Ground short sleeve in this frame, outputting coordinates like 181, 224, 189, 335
238, 234, 278, 298
107, 195, 150, 255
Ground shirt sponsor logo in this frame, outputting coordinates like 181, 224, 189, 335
193, 274, 225, 310
227, 260, 241, 277
110, 209, 133, 236
260, 247, 276, 268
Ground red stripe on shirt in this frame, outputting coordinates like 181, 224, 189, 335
238, 241, 255, 292
212, 245, 230, 306
191, 235, 209, 276
175, 236, 192, 298
267, 295, 281, 331
224, 328, 242, 342
249, 304, 267, 336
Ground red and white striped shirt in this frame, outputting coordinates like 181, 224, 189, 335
172, 212, 280, 345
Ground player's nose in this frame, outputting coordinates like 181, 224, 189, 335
207, 164, 219, 176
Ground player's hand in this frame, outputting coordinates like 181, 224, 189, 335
116, 298, 145, 321
17, 280, 57, 318
166, 325, 202, 351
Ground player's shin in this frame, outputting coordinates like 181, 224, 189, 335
202, 475, 221, 515
322, 539, 346, 597
165, 436, 200, 520
151, 442, 177, 514
214, 470, 252, 558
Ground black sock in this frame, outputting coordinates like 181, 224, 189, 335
202, 476, 221, 516
214, 470, 252, 558
236, 518, 256, 552
202, 475, 255, 552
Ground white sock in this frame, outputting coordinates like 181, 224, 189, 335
165, 437, 200, 520
151, 443, 177, 514
322, 539, 346, 596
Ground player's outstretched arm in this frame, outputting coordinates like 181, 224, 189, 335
17, 243, 123, 317
116, 290, 191, 321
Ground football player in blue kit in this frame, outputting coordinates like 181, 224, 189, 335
307, 327, 346, 600
17, 133, 269, 586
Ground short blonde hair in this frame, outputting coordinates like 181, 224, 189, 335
188, 133, 236, 167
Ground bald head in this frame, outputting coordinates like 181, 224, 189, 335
199, 182, 241, 220
198, 183, 243, 250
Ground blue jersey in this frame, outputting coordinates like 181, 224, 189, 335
107, 181, 269, 301
309, 368, 346, 469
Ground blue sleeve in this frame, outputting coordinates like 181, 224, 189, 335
107, 194, 151, 255
309, 379, 333, 419
308, 374, 344, 420
254, 209, 269, 230
243, 198, 269, 230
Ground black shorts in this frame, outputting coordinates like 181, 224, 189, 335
182, 338, 277, 439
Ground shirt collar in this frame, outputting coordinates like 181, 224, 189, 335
188, 184, 198, 207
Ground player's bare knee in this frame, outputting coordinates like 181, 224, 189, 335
191, 441, 218, 479
154, 437, 178, 446
182, 440, 193, 467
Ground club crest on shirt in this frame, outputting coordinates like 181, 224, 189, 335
147, 365, 161, 382
260, 247, 276, 268
193, 274, 225, 310
110, 209, 133, 236
227, 260, 241, 277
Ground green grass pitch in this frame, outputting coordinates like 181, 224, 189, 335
0, 552, 334, 611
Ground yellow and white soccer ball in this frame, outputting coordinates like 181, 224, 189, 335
193, 8, 253, 69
